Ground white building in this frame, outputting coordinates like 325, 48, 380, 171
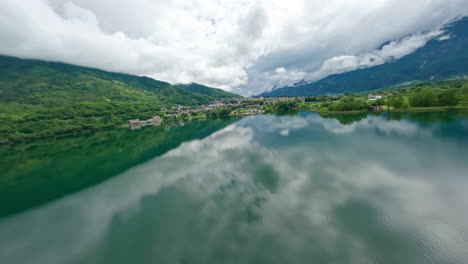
368, 94, 383, 101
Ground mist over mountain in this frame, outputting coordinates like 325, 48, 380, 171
259, 17, 468, 97
2, 0, 467, 95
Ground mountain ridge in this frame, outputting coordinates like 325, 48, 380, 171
0, 55, 241, 104
259, 17, 468, 97
0, 55, 241, 142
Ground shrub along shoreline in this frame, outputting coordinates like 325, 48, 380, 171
264, 79, 468, 114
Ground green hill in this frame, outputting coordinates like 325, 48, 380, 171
176, 83, 241, 99
0, 56, 241, 142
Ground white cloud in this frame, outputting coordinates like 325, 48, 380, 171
0, 0, 467, 95
300, 30, 445, 84
305, 114, 429, 136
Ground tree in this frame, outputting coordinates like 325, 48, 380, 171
274, 100, 297, 111
409, 90, 437, 107
305, 96, 318, 102
438, 89, 460, 106
320, 102, 330, 108
388, 95, 404, 109
461, 83, 468, 95
329, 96, 367, 111
319, 107, 329, 112
217, 108, 232, 116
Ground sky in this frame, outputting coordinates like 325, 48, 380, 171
1, 0, 467, 96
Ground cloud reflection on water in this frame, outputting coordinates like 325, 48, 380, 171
1, 112, 467, 264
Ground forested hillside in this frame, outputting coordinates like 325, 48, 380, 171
176, 83, 241, 99
0, 56, 240, 142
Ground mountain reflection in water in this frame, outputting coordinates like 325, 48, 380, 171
1, 111, 467, 264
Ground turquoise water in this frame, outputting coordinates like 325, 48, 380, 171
1, 111, 468, 264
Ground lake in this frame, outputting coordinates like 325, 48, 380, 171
1, 111, 468, 264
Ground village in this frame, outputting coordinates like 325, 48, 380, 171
127, 97, 295, 129
126, 94, 391, 129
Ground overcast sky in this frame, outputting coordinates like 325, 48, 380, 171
1, 0, 467, 96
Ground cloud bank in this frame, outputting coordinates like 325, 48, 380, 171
0, 0, 467, 95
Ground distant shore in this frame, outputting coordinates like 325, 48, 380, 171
300, 106, 468, 114
388, 106, 468, 112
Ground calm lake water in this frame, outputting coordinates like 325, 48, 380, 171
1, 111, 468, 264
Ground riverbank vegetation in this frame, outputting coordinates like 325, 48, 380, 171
262, 79, 468, 114
389, 80, 468, 109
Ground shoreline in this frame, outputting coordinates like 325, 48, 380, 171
389, 106, 468, 112
3, 107, 468, 144
315, 110, 368, 114
303, 106, 468, 114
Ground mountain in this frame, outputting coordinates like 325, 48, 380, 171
0, 55, 241, 142
260, 17, 468, 97
0, 55, 240, 106
176, 83, 241, 99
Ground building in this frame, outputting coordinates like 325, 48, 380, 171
245, 105, 261, 109
369, 106, 383, 112
152, 116, 162, 122
368, 94, 383, 101
128, 119, 141, 125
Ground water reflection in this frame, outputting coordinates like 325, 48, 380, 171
0, 118, 237, 217
1, 111, 468, 264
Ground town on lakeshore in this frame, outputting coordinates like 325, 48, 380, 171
126, 95, 384, 129
1, 53, 466, 142
127, 97, 292, 129
127, 79, 468, 130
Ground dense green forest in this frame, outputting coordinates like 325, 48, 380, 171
390, 81, 468, 108
175, 83, 241, 99
0, 56, 241, 142
319, 79, 468, 112
262, 79, 468, 113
